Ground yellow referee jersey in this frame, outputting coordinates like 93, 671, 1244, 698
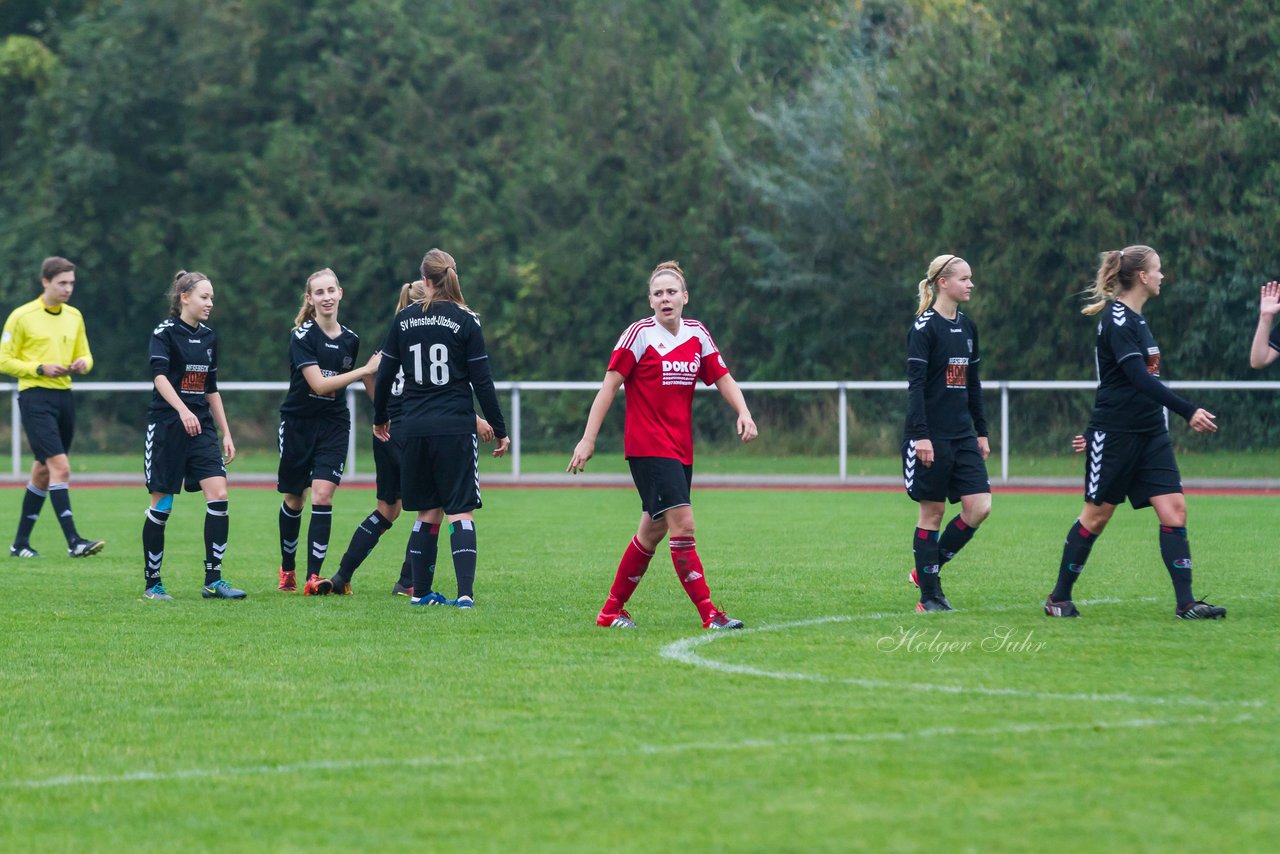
0, 297, 94, 391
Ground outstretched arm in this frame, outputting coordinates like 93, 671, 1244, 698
567, 371, 625, 473
300, 362, 376, 397
713, 373, 758, 443
1249, 281, 1280, 369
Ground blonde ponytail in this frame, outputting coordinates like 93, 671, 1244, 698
1082, 245, 1154, 315
916, 255, 958, 316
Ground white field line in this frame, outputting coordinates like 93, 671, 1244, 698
4, 714, 1253, 791
659, 605, 1266, 710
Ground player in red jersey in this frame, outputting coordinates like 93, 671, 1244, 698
567, 260, 757, 629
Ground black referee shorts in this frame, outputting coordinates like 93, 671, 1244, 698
277, 415, 349, 494
144, 414, 226, 494
902, 436, 990, 504
401, 433, 480, 515
19, 387, 75, 463
1083, 428, 1181, 509
628, 456, 693, 520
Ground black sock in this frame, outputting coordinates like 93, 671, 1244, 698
204, 500, 229, 585
1159, 525, 1194, 607
408, 521, 441, 595
913, 527, 942, 597
397, 543, 413, 588
1051, 519, 1099, 602
279, 502, 302, 572
306, 504, 333, 578
14, 484, 46, 547
143, 506, 169, 589
451, 520, 478, 600
336, 510, 392, 583
938, 515, 978, 566
48, 483, 80, 546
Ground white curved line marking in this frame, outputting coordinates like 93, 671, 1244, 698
659, 613, 1263, 709
5, 714, 1253, 790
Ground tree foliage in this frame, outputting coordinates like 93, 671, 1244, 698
3, 0, 1279, 425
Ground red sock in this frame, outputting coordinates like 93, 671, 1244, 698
670, 536, 716, 623
601, 536, 654, 616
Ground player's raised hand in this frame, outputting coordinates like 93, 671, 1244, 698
1261, 281, 1280, 318
1188, 408, 1217, 433
567, 438, 594, 474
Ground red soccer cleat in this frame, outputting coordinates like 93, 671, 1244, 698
278, 568, 296, 592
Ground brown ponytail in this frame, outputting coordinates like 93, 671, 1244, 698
168, 270, 210, 317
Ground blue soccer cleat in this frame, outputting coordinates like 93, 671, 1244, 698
410, 591, 449, 606
202, 579, 247, 600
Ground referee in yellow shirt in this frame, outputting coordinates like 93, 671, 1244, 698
0, 256, 104, 558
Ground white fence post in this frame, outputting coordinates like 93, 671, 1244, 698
511, 385, 521, 479
1000, 382, 1010, 483
838, 383, 848, 481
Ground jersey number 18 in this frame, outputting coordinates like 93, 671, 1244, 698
409, 343, 450, 386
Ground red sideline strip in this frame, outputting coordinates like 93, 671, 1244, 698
7, 480, 1277, 497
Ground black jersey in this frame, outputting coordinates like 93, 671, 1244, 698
1269, 324, 1280, 355
147, 317, 219, 420
1088, 302, 1170, 434
904, 308, 987, 441
373, 301, 507, 438
279, 320, 360, 422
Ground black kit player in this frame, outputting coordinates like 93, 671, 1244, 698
141, 271, 245, 600
275, 268, 375, 595
313, 281, 493, 597
903, 254, 992, 613
371, 248, 509, 609
1046, 245, 1225, 620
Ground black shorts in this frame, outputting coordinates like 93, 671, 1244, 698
145, 415, 226, 494
19, 387, 75, 463
628, 457, 693, 520
373, 427, 405, 504
401, 433, 480, 514
277, 415, 349, 494
1084, 429, 1181, 509
903, 436, 990, 504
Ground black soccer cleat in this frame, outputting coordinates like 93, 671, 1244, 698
1176, 600, 1226, 620
1043, 596, 1080, 618
916, 596, 954, 613
68, 538, 105, 558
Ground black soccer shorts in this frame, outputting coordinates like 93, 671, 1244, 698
400, 433, 481, 514
144, 414, 226, 494
628, 456, 694, 520
903, 435, 990, 504
19, 387, 75, 463
277, 415, 349, 494
372, 424, 405, 504
1083, 428, 1181, 509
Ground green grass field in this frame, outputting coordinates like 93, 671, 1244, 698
1, 485, 1276, 851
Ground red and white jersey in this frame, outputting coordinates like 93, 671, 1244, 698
607, 316, 730, 464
